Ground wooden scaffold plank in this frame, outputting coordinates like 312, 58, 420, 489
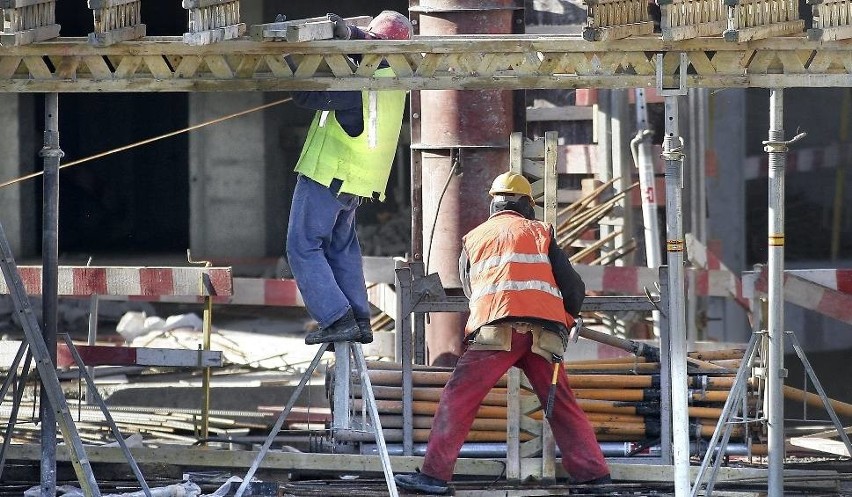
0, 0, 61, 46
583, 0, 656, 41
87, 0, 146, 47
182, 0, 245, 46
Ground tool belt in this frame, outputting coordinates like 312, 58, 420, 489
469, 321, 567, 363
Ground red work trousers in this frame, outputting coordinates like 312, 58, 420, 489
420, 330, 609, 483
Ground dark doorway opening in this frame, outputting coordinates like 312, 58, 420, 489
40, 3, 190, 257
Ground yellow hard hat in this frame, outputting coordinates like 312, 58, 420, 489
489, 171, 532, 197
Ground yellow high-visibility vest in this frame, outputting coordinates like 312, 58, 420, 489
295, 67, 406, 200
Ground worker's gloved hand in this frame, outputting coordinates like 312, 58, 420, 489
327, 13, 351, 40
568, 316, 583, 343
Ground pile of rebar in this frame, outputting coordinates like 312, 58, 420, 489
558, 178, 640, 265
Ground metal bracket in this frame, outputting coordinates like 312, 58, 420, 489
411, 272, 447, 300
656, 52, 689, 96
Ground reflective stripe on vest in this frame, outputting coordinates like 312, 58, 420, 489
469, 253, 550, 276
469, 279, 563, 302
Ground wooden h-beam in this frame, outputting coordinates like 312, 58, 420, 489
5, 36, 852, 91
183, 0, 245, 46
87, 0, 145, 46
660, 0, 727, 41
807, 0, 852, 40
583, 0, 656, 41
724, 0, 804, 41
1, 0, 61, 46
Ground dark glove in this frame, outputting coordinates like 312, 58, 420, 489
327, 13, 351, 40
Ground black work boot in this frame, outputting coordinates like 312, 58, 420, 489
356, 318, 374, 344
576, 474, 614, 494
394, 470, 449, 495
304, 310, 360, 345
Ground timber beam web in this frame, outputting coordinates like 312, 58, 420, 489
2, 36, 852, 92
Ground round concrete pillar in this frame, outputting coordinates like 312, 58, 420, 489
412, 0, 522, 366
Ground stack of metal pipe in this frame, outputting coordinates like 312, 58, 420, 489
330, 352, 753, 445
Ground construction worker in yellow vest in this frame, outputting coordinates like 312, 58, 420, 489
286, 11, 412, 345
395, 172, 612, 495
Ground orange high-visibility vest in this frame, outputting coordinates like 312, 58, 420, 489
462, 211, 574, 335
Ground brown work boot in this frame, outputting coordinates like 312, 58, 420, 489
304, 310, 360, 345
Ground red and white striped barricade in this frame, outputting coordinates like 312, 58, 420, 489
743, 267, 852, 326
1, 266, 232, 368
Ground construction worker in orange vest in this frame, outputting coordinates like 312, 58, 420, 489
394, 171, 612, 495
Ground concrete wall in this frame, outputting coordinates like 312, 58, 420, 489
0, 95, 37, 258
189, 91, 271, 259
706, 89, 751, 342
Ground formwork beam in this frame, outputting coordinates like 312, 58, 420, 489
182, 0, 245, 46
724, 0, 804, 41
87, 0, 145, 46
584, 0, 656, 41
808, 0, 852, 40
2, 36, 852, 92
0, 0, 60, 46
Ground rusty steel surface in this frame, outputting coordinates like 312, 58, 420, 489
415, 0, 518, 366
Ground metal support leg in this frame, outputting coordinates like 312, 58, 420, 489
0, 349, 33, 480
658, 56, 689, 495
60, 334, 152, 497
691, 333, 761, 496
235, 343, 330, 497
787, 332, 852, 459
350, 342, 399, 497
0, 218, 101, 496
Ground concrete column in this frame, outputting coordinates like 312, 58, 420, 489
414, 0, 521, 366
189, 92, 270, 259
0, 95, 37, 258
189, 2, 275, 260
707, 89, 750, 342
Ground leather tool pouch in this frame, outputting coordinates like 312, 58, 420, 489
531, 328, 568, 362
468, 324, 512, 351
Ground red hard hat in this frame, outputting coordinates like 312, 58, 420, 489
366, 10, 413, 40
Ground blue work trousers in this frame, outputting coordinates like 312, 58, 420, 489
286, 174, 370, 328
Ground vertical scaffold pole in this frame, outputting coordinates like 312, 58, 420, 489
658, 53, 689, 497
40, 92, 63, 497
766, 88, 787, 497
